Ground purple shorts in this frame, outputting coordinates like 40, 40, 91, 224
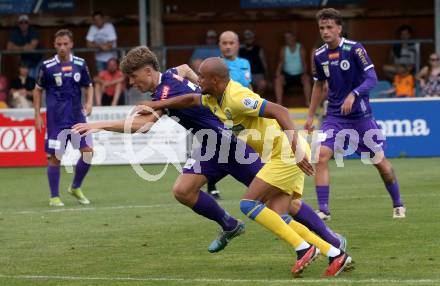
320, 117, 386, 156
183, 138, 263, 186
45, 127, 93, 155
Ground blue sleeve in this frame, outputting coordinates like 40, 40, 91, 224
80, 64, 92, 87
353, 68, 378, 97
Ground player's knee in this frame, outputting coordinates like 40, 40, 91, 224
290, 199, 302, 214
172, 184, 195, 204
318, 149, 332, 164
81, 148, 94, 164
280, 214, 292, 224
48, 155, 61, 166
240, 199, 265, 219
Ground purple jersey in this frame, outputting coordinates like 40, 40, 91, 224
313, 37, 375, 120
37, 54, 92, 130
152, 68, 225, 134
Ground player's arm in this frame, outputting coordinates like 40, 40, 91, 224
305, 80, 327, 131
134, 94, 201, 115
84, 84, 93, 115
261, 101, 315, 176
341, 44, 378, 115
33, 86, 44, 133
175, 64, 199, 84
73, 110, 162, 135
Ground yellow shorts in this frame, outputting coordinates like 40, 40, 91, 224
255, 135, 310, 197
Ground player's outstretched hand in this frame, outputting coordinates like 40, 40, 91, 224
72, 123, 100, 136
341, 93, 355, 115
35, 114, 44, 133
297, 156, 315, 176
304, 116, 315, 134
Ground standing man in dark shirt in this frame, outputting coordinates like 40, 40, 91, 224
239, 30, 268, 95
7, 15, 42, 79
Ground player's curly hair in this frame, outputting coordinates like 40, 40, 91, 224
316, 8, 342, 26
120, 46, 160, 75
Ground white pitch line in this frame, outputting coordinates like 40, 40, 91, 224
0, 274, 439, 284
0, 192, 438, 216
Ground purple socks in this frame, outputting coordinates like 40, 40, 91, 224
316, 185, 330, 214
385, 181, 403, 207
47, 165, 60, 198
192, 191, 237, 231
293, 201, 341, 248
71, 158, 91, 189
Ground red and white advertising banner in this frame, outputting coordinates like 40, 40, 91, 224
0, 107, 188, 167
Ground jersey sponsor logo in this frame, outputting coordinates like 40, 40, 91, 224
342, 44, 352, 51
340, 60, 351, 71
322, 61, 330, 77
54, 73, 63, 86
328, 52, 340, 60
376, 119, 430, 137
73, 60, 84, 66
355, 48, 369, 66
225, 108, 233, 120
74, 72, 81, 82
0, 126, 36, 152
330, 60, 339, 66
64, 72, 72, 77
161, 85, 170, 100
62, 66, 72, 72
242, 97, 258, 110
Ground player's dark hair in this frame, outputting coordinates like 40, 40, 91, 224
93, 11, 104, 17
316, 8, 342, 26
54, 29, 73, 41
120, 46, 160, 75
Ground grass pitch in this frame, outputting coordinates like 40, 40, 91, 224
1, 158, 439, 286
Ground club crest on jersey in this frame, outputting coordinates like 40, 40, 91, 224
322, 61, 330, 77
340, 60, 350, 71
54, 73, 62, 86
74, 72, 81, 82
225, 108, 233, 120
242, 97, 258, 110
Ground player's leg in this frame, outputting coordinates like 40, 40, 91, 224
179, 156, 244, 252
47, 154, 64, 206
315, 145, 334, 219
68, 133, 93, 205
374, 156, 405, 218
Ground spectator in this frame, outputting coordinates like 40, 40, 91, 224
86, 11, 118, 73
274, 31, 311, 106
0, 74, 8, 108
416, 53, 440, 97
381, 65, 415, 97
94, 58, 125, 106
9, 64, 35, 108
239, 29, 268, 95
219, 30, 252, 88
383, 25, 416, 80
190, 30, 221, 72
7, 14, 42, 79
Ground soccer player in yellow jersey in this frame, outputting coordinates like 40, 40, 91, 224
138, 57, 352, 276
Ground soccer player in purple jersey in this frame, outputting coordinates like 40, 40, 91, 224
33, 29, 94, 207
73, 47, 348, 259
305, 8, 405, 219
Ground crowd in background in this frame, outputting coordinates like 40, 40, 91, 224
0, 13, 439, 109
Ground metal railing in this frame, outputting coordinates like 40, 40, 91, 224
0, 39, 434, 74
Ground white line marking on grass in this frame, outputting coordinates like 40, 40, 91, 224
0, 274, 439, 284
0, 191, 438, 216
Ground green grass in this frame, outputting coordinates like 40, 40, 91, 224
0, 158, 439, 286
